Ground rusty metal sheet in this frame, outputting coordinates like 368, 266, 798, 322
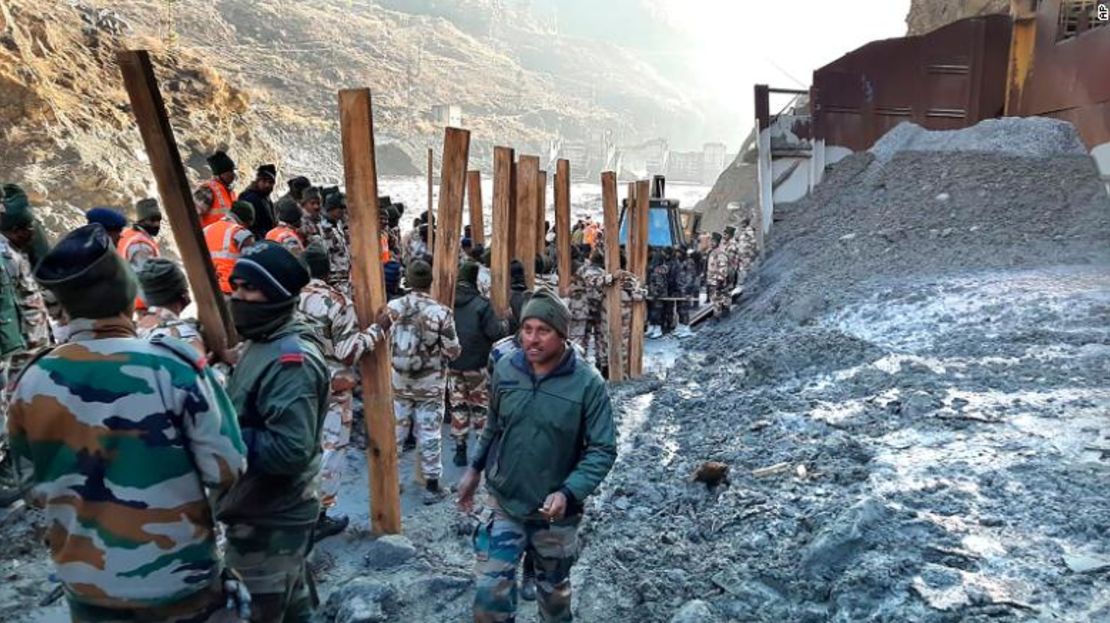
812, 15, 1012, 151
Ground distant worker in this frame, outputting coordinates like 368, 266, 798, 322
11, 224, 247, 622
204, 200, 256, 295
387, 259, 462, 504
706, 232, 730, 317
85, 207, 126, 246
117, 198, 162, 272
274, 175, 311, 220
576, 248, 612, 369
196, 150, 237, 228
240, 163, 278, 240
458, 288, 617, 623
297, 186, 324, 248
320, 192, 351, 293
135, 258, 206, 358
267, 201, 306, 255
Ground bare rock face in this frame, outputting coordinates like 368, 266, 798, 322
905, 0, 1009, 36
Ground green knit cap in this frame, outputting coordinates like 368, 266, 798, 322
521, 286, 570, 337
230, 200, 255, 225
459, 261, 479, 286
406, 259, 433, 289
137, 258, 187, 307
303, 241, 330, 279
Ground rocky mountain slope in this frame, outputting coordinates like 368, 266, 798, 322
906, 0, 1009, 35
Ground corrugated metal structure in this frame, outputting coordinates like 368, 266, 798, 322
811, 16, 1013, 151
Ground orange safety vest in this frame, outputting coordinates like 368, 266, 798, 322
204, 219, 248, 294
201, 179, 236, 229
584, 223, 599, 247
117, 226, 161, 310
380, 231, 391, 263
266, 225, 304, 254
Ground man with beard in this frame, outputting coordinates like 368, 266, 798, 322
197, 150, 238, 228
217, 241, 329, 622
240, 164, 278, 240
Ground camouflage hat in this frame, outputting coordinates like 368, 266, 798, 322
324, 191, 347, 212
302, 241, 330, 279
35, 224, 136, 319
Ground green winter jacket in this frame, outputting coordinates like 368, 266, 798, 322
450, 281, 508, 372
217, 320, 329, 527
472, 346, 617, 522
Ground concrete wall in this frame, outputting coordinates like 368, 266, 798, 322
1093, 142, 1110, 195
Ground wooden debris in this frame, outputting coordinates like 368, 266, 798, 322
692, 461, 730, 487
752, 462, 792, 478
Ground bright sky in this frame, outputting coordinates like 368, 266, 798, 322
650, 0, 911, 138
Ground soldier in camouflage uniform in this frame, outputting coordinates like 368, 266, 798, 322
218, 242, 329, 623
646, 249, 670, 339
387, 259, 461, 504
734, 220, 758, 281
320, 192, 351, 295
707, 232, 731, 317
0, 206, 51, 468
448, 262, 509, 466
10, 224, 248, 622
298, 243, 390, 539
297, 186, 324, 249
575, 249, 612, 369
458, 289, 617, 623
135, 258, 206, 358
673, 249, 699, 336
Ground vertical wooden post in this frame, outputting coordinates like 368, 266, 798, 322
555, 159, 572, 297
466, 170, 485, 247
515, 155, 540, 288
601, 172, 624, 382
628, 180, 650, 378
117, 50, 235, 356
508, 162, 518, 257
491, 147, 514, 316
536, 170, 547, 261
431, 128, 471, 308
338, 88, 401, 535
427, 147, 435, 249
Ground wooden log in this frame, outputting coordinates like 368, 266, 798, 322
628, 179, 650, 378
431, 128, 471, 308
490, 147, 514, 316
117, 50, 235, 357
338, 88, 401, 535
601, 171, 624, 382
427, 147, 434, 249
515, 155, 540, 288
466, 170, 485, 247
555, 159, 571, 297
536, 170, 547, 261
508, 162, 518, 258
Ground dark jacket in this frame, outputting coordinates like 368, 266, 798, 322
508, 283, 530, 334
472, 347, 617, 522
217, 321, 329, 527
450, 281, 508, 372
239, 184, 276, 240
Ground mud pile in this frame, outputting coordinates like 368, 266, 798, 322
574, 118, 1110, 622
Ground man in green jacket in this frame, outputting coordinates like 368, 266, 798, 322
217, 241, 329, 623
458, 287, 617, 623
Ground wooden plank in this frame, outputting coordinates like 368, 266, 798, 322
338, 88, 401, 535
601, 171, 624, 382
427, 147, 434, 249
117, 50, 235, 357
431, 127, 471, 308
466, 170, 485, 247
508, 162, 518, 257
536, 170, 547, 261
490, 146, 514, 316
555, 159, 572, 297
628, 179, 650, 378
515, 155, 540, 288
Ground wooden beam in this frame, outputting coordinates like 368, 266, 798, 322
490, 147, 514, 316
601, 172, 624, 381
515, 155, 540, 288
117, 50, 235, 357
508, 162, 518, 258
628, 180, 650, 378
555, 159, 571, 297
466, 170, 485, 247
536, 170, 547, 261
431, 128, 471, 308
427, 147, 434, 249
338, 88, 401, 535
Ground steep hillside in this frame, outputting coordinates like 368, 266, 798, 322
905, 0, 1009, 35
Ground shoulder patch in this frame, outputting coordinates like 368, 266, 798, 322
149, 334, 207, 371
279, 335, 305, 366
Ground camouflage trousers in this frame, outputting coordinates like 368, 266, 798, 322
448, 369, 488, 443
708, 284, 730, 315
66, 580, 240, 623
319, 383, 354, 509
393, 394, 444, 480
568, 319, 590, 363
224, 523, 314, 623
473, 505, 580, 622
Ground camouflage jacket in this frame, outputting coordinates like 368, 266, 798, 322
566, 273, 590, 323
707, 245, 730, 287
386, 291, 461, 398
677, 257, 700, 296
320, 217, 351, 283
297, 278, 384, 375
8, 317, 245, 609
576, 262, 610, 309
1, 236, 51, 369
647, 261, 670, 298
403, 234, 429, 266
135, 306, 206, 358
300, 212, 324, 248
477, 265, 492, 298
